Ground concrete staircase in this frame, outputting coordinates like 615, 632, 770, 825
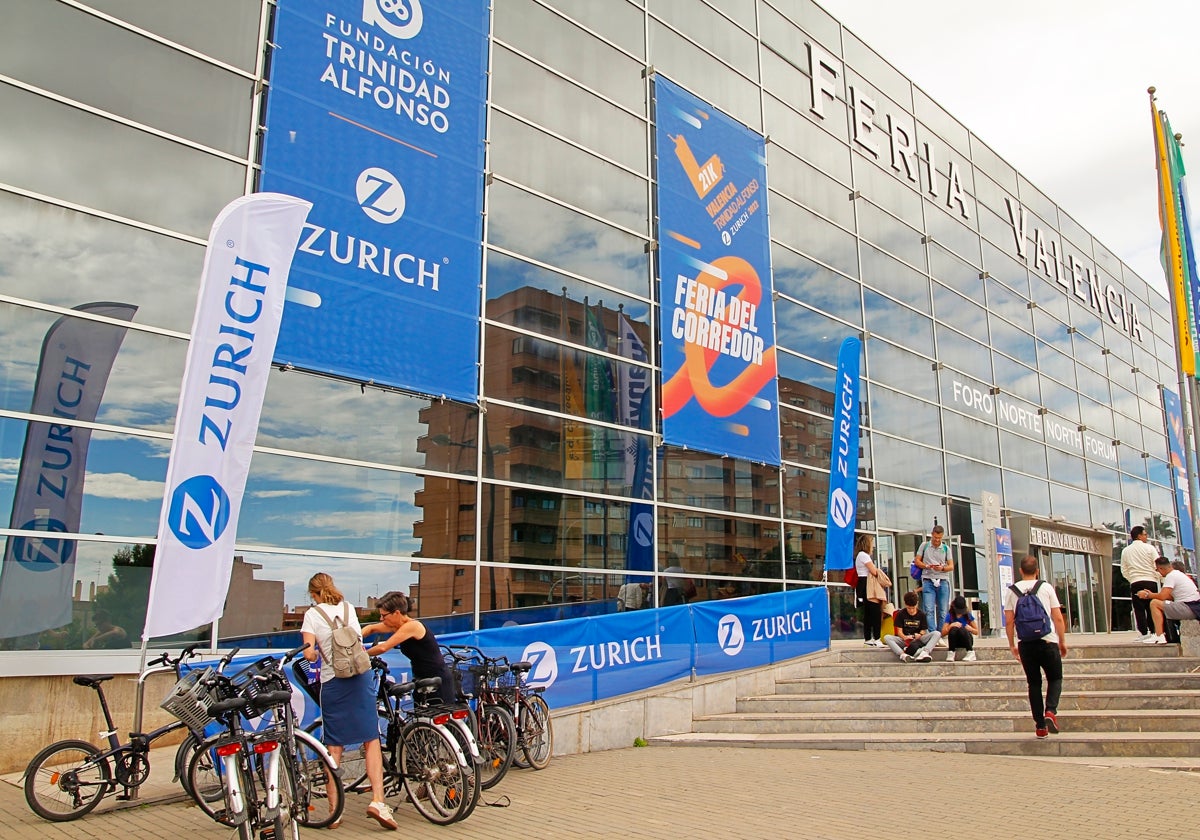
654, 639, 1200, 758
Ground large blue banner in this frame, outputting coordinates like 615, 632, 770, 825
823, 336, 862, 569
1161, 389, 1194, 550
260, 0, 489, 401
691, 588, 828, 675
654, 76, 780, 465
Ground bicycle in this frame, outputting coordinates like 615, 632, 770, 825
497, 658, 553, 770
184, 645, 344, 837
23, 643, 209, 821
442, 645, 518, 789
308, 656, 479, 825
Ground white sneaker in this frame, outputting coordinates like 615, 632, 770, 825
963, 650, 977, 662
945, 650, 955, 662
900, 653, 913, 663
935, 637, 948, 647
367, 800, 398, 830
914, 650, 932, 662
1141, 634, 1167, 645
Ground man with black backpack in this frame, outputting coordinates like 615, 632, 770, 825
1004, 554, 1069, 739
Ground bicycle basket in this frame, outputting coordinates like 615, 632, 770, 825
160, 666, 219, 731
452, 662, 477, 700
291, 657, 321, 704
230, 656, 291, 718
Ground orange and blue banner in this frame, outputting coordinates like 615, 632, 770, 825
1161, 389, 1194, 551
654, 76, 780, 465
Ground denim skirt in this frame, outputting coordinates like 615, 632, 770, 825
319, 671, 379, 747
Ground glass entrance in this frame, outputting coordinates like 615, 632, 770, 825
1042, 550, 1105, 633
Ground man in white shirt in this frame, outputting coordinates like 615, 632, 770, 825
1120, 526, 1161, 639
1138, 556, 1200, 644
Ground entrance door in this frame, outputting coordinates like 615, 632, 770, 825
1044, 549, 1099, 633
879, 532, 929, 608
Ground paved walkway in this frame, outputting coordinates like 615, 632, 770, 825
4, 743, 1200, 839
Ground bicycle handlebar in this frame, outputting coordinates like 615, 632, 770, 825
281, 642, 309, 663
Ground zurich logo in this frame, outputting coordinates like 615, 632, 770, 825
829, 487, 855, 529
168, 475, 231, 550
520, 641, 559, 688
10, 518, 73, 572
717, 614, 745, 656
356, 167, 406, 224
362, 0, 423, 40
632, 511, 654, 548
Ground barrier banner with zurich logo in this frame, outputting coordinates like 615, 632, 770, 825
654, 76, 779, 465
823, 336, 862, 570
467, 606, 694, 709
691, 588, 829, 676
260, 0, 489, 402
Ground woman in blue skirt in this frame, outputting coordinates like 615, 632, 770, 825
301, 572, 397, 830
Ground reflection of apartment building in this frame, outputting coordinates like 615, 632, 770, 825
414, 289, 642, 616
218, 556, 286, 638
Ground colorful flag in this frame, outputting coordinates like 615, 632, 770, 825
0, 303, 137, 639
1150, 92, 1195, 375
1161, 109, 1200, 372
143, 194, 311, 639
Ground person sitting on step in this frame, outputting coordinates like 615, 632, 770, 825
883, 591, 940, 662
941, 595, 979, 662
1138, 556, 1200, 645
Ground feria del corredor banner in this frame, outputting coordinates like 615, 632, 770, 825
143, 194, 312, 640
653, 76, 780, 465
259, 0, 490, 402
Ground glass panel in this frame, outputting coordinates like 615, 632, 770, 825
648, 0, 759, 78
771, 245, 862, 326
0, 83, 244, 237
780, 404, 835, 471
0, 192, 206, 332
775, 297, 855, 361
490, 46, 648, 172
999, 430, 1047, 478
659, 508, 784, 586
865, 339, 937, 402
859, 242, 929, 310
933, 285, 987, 345
487, 182, 650, 296
778, 349, 836, 394
784, 524, 825, 582
863, 290, 932, 355
769, 194, 858, 278
84, 0, 264, 70
782, 465, 827, 522
496, 0, 645, 109
942, 410, 999, 463
3, 0, 252, 154
869, 386, 941, 447
0, 303, 185, 431
490, 112, 649, 232
872, 435, 945, 493
763, 95, 851, 183
540, 0, 646, 55
660, 450, 779, 515
1001, 470, 1049, 515
649, 21, 760, 129
767, 144, 855, 229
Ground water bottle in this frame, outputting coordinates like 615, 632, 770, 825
309, 654, 322, 685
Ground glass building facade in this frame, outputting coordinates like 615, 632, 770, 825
0, 0, 1187, 663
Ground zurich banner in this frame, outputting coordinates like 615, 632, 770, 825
692, 588, 828, 675
0, 303, 137, 639
143, 194, 312, 639
260, 0, 490, 402
823, 336, 862, 570
654, 76, 780, 465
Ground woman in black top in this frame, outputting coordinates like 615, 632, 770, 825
362, 591, 456, 705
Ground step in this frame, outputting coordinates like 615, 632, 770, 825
809, 656, 1200, 678
835, 642, 1182, 663
693, 708, 1200, 735
777, 672, 1200, 695
737, 689, 1200, 714
650, 730, 1200, 758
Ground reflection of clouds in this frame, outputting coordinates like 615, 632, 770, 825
236, 550, 418, 612
253, 489, 311, 499
85, 471, 161, 501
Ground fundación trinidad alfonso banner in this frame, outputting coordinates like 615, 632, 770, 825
0, 303, 137, 639
260, 0, 490, 403
654, 76, 780, 465
143, 194, 312, 640
823, 336, 862, 571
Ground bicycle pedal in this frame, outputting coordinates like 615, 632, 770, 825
259, 827, 278, 840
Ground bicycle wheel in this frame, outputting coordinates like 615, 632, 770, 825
23, 740, 112, 821
176, 731, 223, 807
187, 739, 256, 828
292, 729, 344, 829
476, 704, 516, 790
399, 721, 471, 825
519, 694, 553, 770
439, 717, 482, 821
273, 753, 301, 840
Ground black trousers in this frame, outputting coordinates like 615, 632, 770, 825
947, 625, 973, 651
1017, 638, 1062, 727
856, 579, 881, 641
1130, 580, 1158, 635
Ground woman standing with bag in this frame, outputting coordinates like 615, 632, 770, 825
854, 534, 885, 646
301, 572, 397, 830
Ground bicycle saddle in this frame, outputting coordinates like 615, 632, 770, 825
73, 675, 114, 687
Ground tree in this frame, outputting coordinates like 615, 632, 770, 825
93, 543, 155, 644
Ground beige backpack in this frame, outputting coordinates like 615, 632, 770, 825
316, 602, 371, 678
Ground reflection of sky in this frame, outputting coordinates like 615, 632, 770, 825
234, 550, 417, 613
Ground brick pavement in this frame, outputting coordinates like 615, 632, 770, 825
4, 744, 1199, 839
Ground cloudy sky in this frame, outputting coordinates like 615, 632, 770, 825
817, 0, 1200, 301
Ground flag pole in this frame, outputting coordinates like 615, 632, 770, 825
1150, 87, 1200, 557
